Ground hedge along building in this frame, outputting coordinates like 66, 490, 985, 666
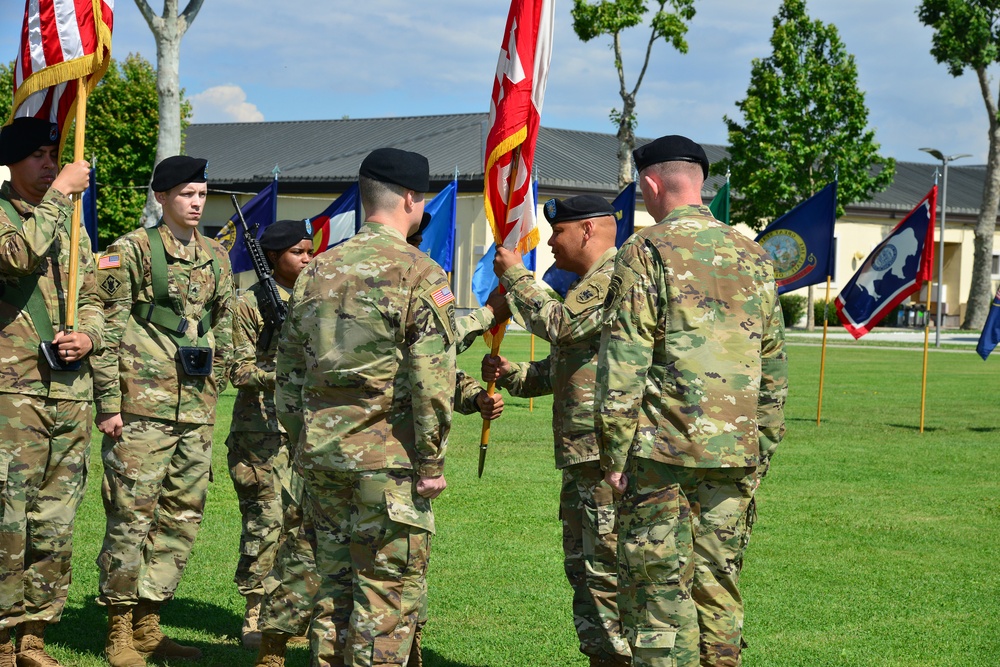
183, 112, 999, 324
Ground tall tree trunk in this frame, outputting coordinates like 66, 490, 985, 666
617, 95, 635, 190
962, 67, 1000, 329
135, 0, 203, 226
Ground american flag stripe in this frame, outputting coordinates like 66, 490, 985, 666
12, 0, 114, 149
432, 287, 454, 307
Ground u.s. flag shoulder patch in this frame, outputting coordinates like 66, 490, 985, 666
431, 286, 454, 308
98, 254, 121, 270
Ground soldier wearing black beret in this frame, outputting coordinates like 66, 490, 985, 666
227, 217, 315, 650
91, 154, 235, 665
483, 189, 631, 667
0, 119, 101, 663
597, 134, 786, 667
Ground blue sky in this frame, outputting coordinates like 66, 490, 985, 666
1, 1, 992, 166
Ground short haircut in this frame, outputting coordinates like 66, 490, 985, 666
645, 159, 705, 185
360, 176, 407, 215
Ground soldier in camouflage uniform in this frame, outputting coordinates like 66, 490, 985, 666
274, 147, 456, 667
92, 156, 235, 667
228, 220, 315, 648
596, 136, 787, 667
483, 195, 631, 667
0, 118, 99, 667
253, 211, 505, 667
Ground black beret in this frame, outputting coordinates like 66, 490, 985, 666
543, 194, 615, 225
151, 155, 208, 192
632, 135, 709, 179
359, 147, 430, 192
407, 212, 433, 246
0, 117, 59, 166
259, 219, 314, 252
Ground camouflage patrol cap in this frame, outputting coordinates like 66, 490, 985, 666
0, 117, 59, 165
543, 194, 615, 225
359, 147, 430, 192
260, 219, 313, 251
632, 135, 709, 179
151, 155, 209, 192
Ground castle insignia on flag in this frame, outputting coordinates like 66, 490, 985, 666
431, 286, 454, 308
98, 254, 120, 270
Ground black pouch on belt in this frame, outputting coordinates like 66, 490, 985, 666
178, 346, 213, 376
40, 341, 82, 371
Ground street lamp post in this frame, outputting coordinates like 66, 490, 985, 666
919, 148, 972, 347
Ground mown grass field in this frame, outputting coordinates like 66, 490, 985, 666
40, 333, 1000, 666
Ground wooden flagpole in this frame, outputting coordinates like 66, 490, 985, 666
816, 276, 831, 426
479, 145, 522, 478
64, 80, 87, 331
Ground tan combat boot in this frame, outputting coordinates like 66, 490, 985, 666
14, 621, 61, 667
105, 606, 145, 667
0, 628, 15, 667
242, 593, 263, 650
131, 600, 202, 661
253, 632, 288, 667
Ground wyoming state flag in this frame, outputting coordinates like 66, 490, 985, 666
836, 187, 937, 339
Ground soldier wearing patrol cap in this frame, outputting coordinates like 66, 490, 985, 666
485, 194, 632, 667
273, 147, 455, 667
595, 135, 787, 667
0, 118, 99, 667
226, 219, 314, 648
91, 155, 235, 667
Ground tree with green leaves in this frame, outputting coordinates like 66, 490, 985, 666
717, 0, 894, 233
918, 0, 1000, 330
0, 54, 190, 247
571, 0, 696, 188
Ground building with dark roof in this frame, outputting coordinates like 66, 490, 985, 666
187, 113, 998, 321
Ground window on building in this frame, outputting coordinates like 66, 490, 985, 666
993, 253, 1000, 278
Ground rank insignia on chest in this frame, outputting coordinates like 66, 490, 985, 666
98, 254, 121, 269
431, 286, 454, 307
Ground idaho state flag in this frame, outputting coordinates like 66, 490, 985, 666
976, 285, 1000, 360
836, 186, 937, 339
216, 180, 279, 274
755, 181, 837, 295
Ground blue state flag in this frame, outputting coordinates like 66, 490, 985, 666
83, 167, 98, 251
419, 180, 458, 272
218, 180, 279, 274
976, 286, 1000, 360
835, 186, 937, 339
755, 181, 837, 295
309, 183, 361, 253
543, 182, 636, 298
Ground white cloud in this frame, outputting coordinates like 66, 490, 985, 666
189, 85, 264, 123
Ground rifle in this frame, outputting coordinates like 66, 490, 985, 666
231, 194, 287, 349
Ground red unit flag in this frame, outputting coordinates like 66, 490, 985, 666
483, 0, 554, 257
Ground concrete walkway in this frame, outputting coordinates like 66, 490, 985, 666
787, 329, 980, 346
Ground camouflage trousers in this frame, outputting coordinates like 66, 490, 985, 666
259, 445, 319, 636
226, 431, 285, 596
97, 415, 212, 605
617, 457, 756, 667
561, 461, 631, 662
302, 468, 433, 667
0, 394, 90, 629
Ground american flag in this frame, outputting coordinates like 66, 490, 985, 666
431, 286, 454, 308
11, 0, 115, 155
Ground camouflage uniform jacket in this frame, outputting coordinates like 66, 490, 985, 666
0, 182, 104, 400
596, 204, 787, 473
454, 307, 495, 416
498, 247, 617, 469
92, 221, 235, 424
275, 222, 456, 478
229, 280, 292, 434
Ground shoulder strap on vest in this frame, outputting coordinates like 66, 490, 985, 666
0, 196, 56, 341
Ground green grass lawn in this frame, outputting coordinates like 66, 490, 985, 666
40, 333, 1000, 666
